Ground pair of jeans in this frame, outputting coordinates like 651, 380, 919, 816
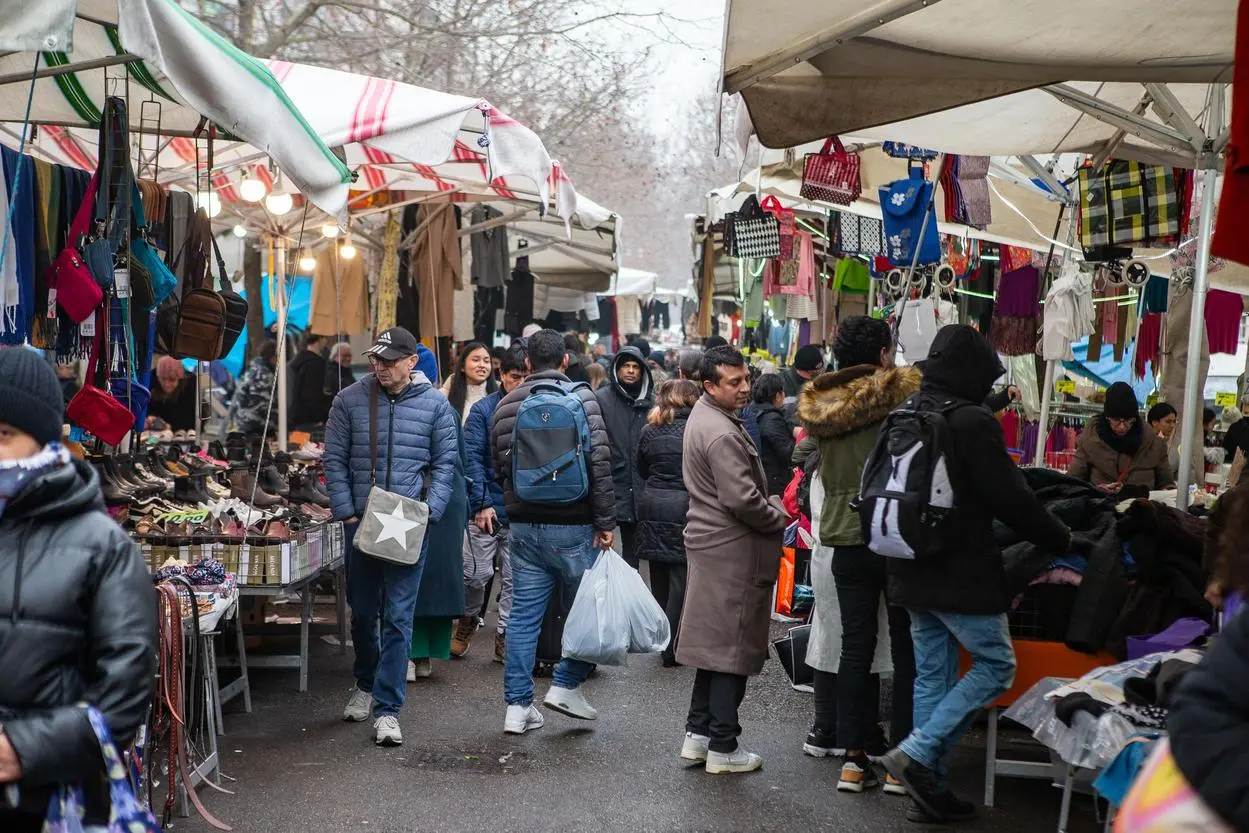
464, 521, 509, 618
833, 545, 916, 749
686, 669, 749, 753
345, 521, 426, 718
504, 523, 596, 706
648, 561, 687, 662
898, 609, 1015, 787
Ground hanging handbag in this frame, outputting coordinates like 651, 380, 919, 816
724, 194, 781, 259
210, 233, 248, 358
130, 181, 176, 310
1078, 160, 1180, 251
43, 705, 162, 833
82, 97, 133, 290
833, 212, 885, 256
800, 137, 862, 206
882, 141, 938, 160
67, 307, 137, 446
160, 208, 227, 360
880, 162, 941, 266
760, 195, 795, 260
52, 174, 105, 323
352, 380, 431, 566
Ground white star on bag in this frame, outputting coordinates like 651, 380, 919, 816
373, 501, 422, 547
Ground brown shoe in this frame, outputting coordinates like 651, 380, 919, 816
450, 617, 476, 658
493, 631, 505, 664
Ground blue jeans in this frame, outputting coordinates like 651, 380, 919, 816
898, 609, 1015, 787
345, 521, 426, 718
504, 523, 596, 706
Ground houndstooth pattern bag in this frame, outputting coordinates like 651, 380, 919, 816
724, 195, 781, 259
834, 212, 885, 256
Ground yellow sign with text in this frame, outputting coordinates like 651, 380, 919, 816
1215, 392, 1238, 408
1055, 380, 1076, 395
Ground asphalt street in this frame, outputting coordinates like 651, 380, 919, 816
180, 608, 1102, 833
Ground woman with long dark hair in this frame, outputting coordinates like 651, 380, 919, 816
635, 379, 700, 667
442, 341, 498, 424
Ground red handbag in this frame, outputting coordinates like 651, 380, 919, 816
760, 195, 796, 260
67, 309, 136, 446
782, 466, 803, 518
800, 137, 862, 206
53, 173, 105, 323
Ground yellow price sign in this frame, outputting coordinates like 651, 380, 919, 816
1215, 392, 1238, 408
1055, 380, 1076, 395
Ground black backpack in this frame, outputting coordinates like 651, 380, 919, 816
853, 397, 963, 560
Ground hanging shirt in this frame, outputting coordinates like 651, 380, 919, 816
1206, 288, 1244, 355
308, 246, 369, 336
469, 205, 510, 288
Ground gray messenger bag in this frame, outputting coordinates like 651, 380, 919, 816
352, 381, 430, 566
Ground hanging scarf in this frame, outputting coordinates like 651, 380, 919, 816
0, 442, 70, 519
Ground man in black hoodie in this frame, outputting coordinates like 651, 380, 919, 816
288, 332, 331, 430
595, 345, 655, 569
880, 325, 1071, 824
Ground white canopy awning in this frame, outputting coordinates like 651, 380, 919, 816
0, 0, 352, 215
723, 0, 1235, 163
606, 268, 657, 297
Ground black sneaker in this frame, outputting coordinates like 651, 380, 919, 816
906, 791, 977, 824
802, 729, 845, 758
881, 748, 946, 822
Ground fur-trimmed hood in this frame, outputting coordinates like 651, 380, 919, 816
797, 364, 922, 439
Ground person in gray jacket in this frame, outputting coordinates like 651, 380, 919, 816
594, 345, 654, 568
324, 327, 460, 747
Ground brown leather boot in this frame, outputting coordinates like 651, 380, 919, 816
450, 617, 477, 658
229, 469, 282, 507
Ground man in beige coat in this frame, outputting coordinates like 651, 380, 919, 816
677, 345, 789, 774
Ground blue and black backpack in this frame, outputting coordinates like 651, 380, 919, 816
512, 381, 593, 504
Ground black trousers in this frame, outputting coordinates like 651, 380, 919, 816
618, 522, 640, 569
812, 668, 839, 735
686, 668, 749, 753
833, 545, 916, 750
647, 561, 687, 661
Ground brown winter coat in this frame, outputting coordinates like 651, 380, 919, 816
798, 364, 922, 547
1067, 417, 1176, 490
676, 394, 789, 676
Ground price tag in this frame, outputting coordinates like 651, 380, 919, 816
1216, 392, 1238, 408
79, 315, 95, 337
47, 288, 57, 319
1055, 379, 1076, 395
114, 267, 131, 299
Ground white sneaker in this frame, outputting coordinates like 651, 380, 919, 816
705, 747, 763, 774
680, 732, 710, 764
343, 688, 372, 722
407, 661, 417, 683
543, 685, 597, 720
504, 704, 545, 735
374, 715, 402, 746
412, 658, 432, 678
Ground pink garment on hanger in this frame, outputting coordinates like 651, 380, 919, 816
777, 231, 815, 296
1205, 288, 1244, 355
1135, 312, 1163, 379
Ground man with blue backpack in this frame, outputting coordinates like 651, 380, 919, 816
490, 329, 616, 735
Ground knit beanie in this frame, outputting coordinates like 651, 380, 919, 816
0, 348, 64, 446
1103, 382, 1140, 420
414, 345, 439, 384
793, 344, 825, 373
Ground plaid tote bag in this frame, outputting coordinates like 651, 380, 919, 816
1079, 161, 1180, 250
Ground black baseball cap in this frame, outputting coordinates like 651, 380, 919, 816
364, 327, 417, 361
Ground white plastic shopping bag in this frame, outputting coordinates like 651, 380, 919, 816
562, 549, 671, 665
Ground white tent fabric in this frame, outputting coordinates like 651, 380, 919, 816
607, 268, 658, 297
722, 0, 1234, 153
0, 0, 75, 52
0, 0, 352, 215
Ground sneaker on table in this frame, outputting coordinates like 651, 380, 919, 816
802, 729, 845, 758
705, 746, 763, 774
543, 685, 597, 720
374, 715, 402, 746
680, 732, 710, 764
343, 688, 372, 722
837, 756, 880, 793
504, 704, 544, 735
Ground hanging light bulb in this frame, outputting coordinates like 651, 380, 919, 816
232, 224, 248, 238
196, 192, 221, 218
320, 223, 340, 239
299, 253, 317, 272
340, 238, 357, 260
239, 173, 267, 203
265, 192, 294, 216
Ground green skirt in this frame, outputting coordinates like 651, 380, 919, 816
410, 616, 453, 660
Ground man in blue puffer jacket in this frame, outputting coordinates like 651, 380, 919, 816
324, 326, 460, 747
462, 343, 529, 662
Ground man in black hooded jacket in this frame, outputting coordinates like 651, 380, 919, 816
595, 345, 654, 569
880, 325, 1071, 824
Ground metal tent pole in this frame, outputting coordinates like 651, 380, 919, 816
275, 244, 290, 451
1175, 85, 1224, 508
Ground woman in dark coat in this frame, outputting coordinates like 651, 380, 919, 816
408, 346, 467, 679
752, 373, 796, 496
636, 379, 700, 667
